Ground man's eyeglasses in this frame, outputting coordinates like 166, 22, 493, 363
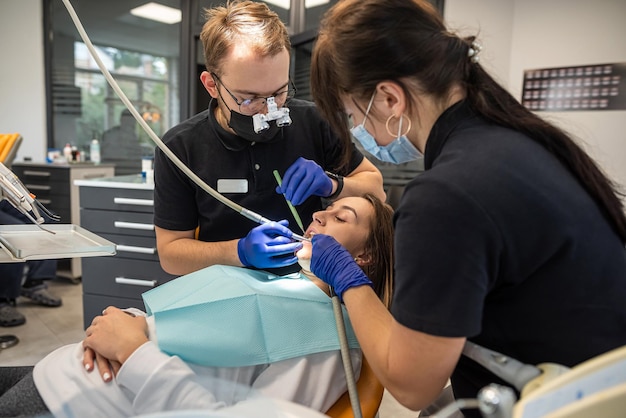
212, 73, 297, 116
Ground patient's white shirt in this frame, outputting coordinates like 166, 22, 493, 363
33, 312, 361, 418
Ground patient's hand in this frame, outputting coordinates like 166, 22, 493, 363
84, 306, 149, 369
83, 345, 121, 382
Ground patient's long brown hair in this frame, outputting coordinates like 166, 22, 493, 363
359, 193, 395, 308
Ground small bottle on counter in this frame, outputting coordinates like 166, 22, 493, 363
90, 138, 101, 164
63, 143, 72, 161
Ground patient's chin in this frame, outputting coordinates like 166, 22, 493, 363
297, 241, 312, 272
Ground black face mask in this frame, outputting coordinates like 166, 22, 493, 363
227, 109, 282, 143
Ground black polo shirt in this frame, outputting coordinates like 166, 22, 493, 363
390, 100, 626, 410
154, 98, 363, 273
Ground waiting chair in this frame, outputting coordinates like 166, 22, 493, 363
0, 133, 22, 168
326, 356, 384, 418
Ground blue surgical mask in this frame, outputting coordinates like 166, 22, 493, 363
350, 93, 421, 164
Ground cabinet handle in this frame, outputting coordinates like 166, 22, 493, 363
24, 184, 51, 191
114, 221, 155, 231
115, 244, 156, 254
23, 170, 51, 177
113, 197, 154, 206
37, 199, 52, 205
115, 277, 157, 287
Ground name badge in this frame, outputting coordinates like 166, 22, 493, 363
217, 179, 248, 193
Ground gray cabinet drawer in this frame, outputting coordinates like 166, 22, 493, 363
21, 180, 70, 199
82, 257, 176, 299
12, 165, 70, 183
99, 233, 161, 262
83, 294, 144, 329
81, 209, 155, 237
80, 187, 154, 213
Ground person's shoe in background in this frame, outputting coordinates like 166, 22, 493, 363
20, 281, 62, 307
0, 299, 26, 327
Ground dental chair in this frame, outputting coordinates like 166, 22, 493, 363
0, 133, 22, 168
435, 343, 626, 418
326, 356, 384, 418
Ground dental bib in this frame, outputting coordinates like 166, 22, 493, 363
142, 265, 359, 367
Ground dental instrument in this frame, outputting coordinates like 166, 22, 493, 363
272, 170, 305, 233
0, 162, 59, 234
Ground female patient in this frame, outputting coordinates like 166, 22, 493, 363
0, 194, 393, 418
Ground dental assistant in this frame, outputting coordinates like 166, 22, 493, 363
153, 1, 384, 277
307, 0, 626, 416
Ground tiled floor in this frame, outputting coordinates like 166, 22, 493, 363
0, 278, 417, 417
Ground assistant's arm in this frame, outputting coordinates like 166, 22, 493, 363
341, 286, 464, 411
310, 235, 464, 411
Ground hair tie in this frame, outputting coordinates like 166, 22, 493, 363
468, 41, 483, 63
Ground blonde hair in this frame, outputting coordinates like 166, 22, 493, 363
200, 0, 291, 75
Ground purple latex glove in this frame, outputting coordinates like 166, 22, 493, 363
276, 157, 333, 206
310, 234, 373, 301
238, 220, 303, 269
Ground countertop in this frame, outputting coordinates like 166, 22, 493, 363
74, 174, 154, 190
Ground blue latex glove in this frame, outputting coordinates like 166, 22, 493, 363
237, 220, 303, 269
310, 234, 373, 302
276, 157, 333, 206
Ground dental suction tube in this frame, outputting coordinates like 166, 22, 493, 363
59, 0, 295, 235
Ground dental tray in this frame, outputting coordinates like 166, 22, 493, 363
0, 224, 116, 262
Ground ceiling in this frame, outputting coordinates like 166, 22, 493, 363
52, 0, 182, 58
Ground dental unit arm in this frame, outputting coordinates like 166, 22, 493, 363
0, 162, 60, 229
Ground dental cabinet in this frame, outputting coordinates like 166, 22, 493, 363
11, 162, 115, 280
75, 175, 176, 328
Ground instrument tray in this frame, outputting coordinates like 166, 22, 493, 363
0, 224, 116, 263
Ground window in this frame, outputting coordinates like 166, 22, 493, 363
46, 0, 181, 175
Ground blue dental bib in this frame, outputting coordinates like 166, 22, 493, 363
142, 265, 359, 367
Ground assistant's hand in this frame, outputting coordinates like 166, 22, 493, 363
84, 307, 149, 366
276, 157, 333, 206
310, 234, 373, 301
237, 220, 303, 269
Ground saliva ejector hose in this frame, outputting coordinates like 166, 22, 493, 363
58, 0, 307, 243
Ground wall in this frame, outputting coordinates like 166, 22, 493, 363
509, 0, 626, 195
0, 0, 46, 163
445, 0, 515, 88
445, 0, 626, 194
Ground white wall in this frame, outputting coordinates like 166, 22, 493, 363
445, 0, 626, 192
0, 0, 46, 163
445, 0, 515, 88
509, 0, 626, 194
